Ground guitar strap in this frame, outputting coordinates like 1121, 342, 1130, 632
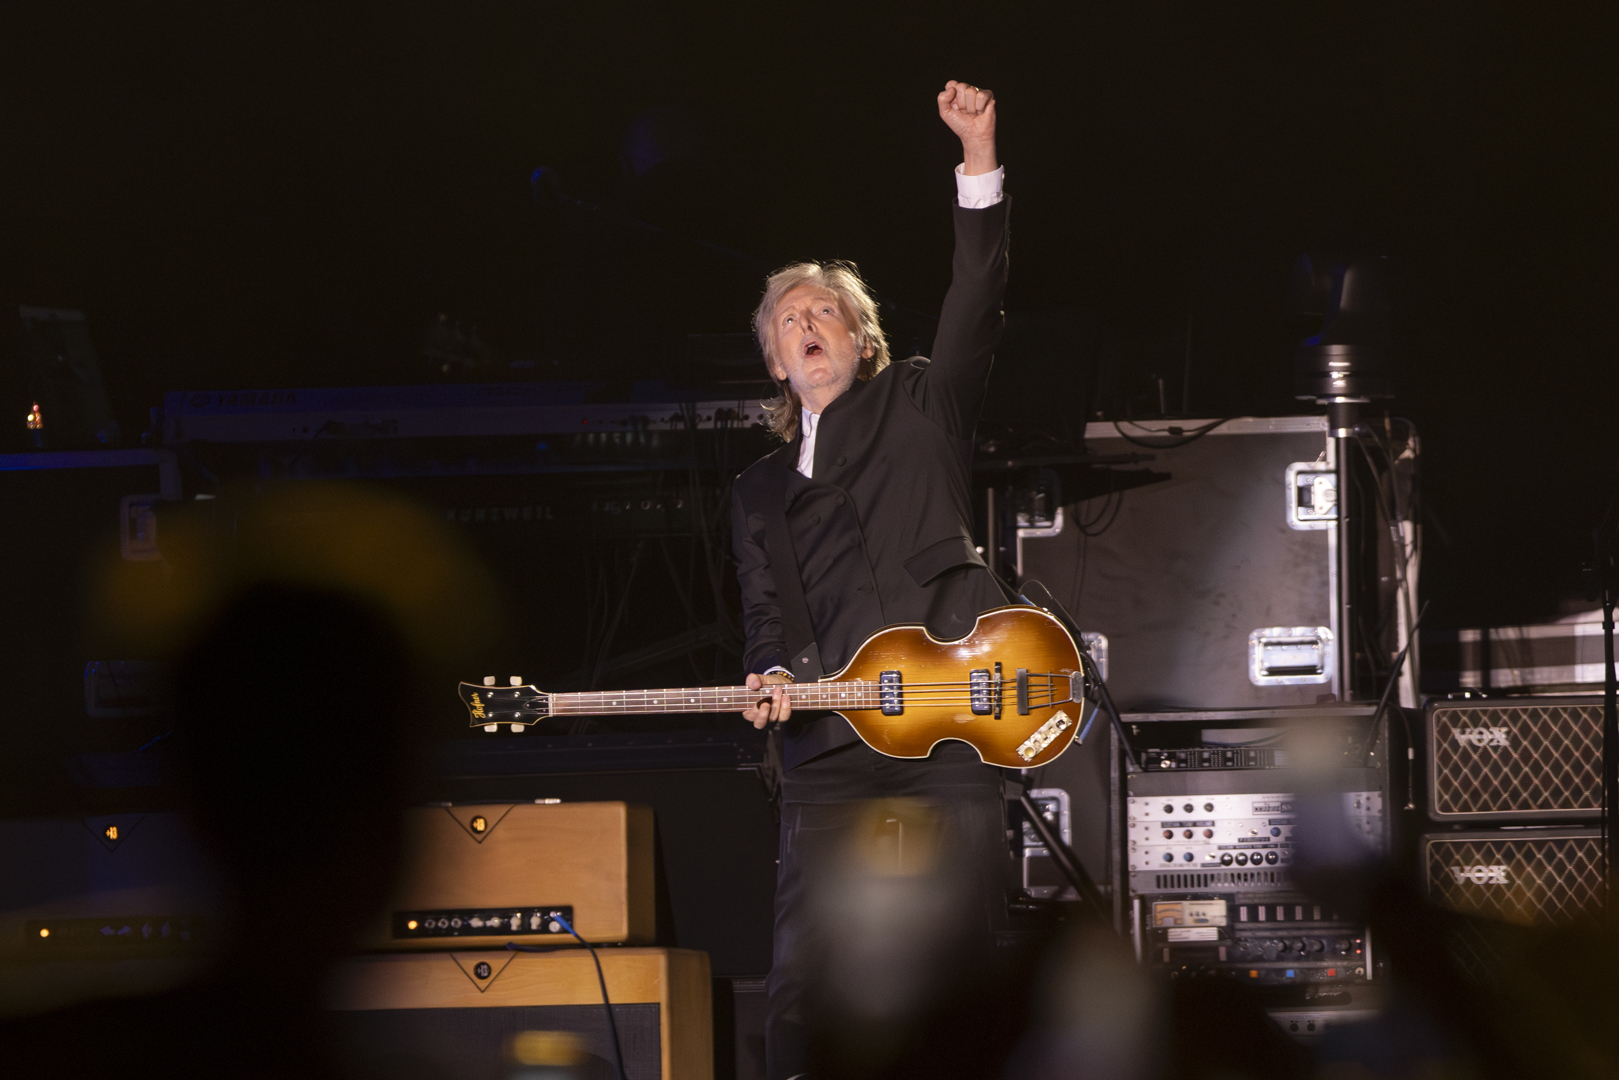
763, 488, 825, 683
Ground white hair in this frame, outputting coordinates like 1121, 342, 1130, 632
751, 260, 890, 441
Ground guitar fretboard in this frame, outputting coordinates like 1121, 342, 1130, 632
550, 682, 881, 715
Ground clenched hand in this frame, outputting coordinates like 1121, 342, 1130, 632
938, 80, 997, 176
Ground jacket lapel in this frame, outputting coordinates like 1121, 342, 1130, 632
772, 436, 813, 503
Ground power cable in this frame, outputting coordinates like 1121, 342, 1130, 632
1359, 600, 1430, 811
1350, 424, 1420, 695
1109, 416, 1233, 449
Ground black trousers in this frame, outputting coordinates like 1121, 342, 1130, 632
765, 740, 1009, 1080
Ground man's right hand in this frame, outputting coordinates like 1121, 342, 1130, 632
742, 672, 793, 730
938, 80, 997, 176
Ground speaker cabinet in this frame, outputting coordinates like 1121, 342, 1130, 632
326, 947, 711, 1080
1426, 697, 1602, 822
1421, 829, 1603, 928
364, 802, 655, 950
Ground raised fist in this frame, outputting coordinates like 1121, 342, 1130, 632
937, 80, 996, 147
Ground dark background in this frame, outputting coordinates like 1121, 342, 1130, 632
4, 1, 1614, 631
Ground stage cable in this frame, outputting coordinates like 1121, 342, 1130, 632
507, 914, 628, 1080
1109, 416, 1232, 449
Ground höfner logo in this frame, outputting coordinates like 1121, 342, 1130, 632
1452, 727, 1509, 748
1449, 864, 1510, 885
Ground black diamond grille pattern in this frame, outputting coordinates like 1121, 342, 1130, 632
1425, 834, 1604, 928
1440, 911, 1537, 991
1430, 703, 1602, 816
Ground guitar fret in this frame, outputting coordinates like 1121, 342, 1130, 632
551, 680, 884, 717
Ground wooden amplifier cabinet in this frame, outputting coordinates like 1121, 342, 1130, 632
363, 801, 655, 950
0, 812, 219, 1017
326, 947, 711, 1080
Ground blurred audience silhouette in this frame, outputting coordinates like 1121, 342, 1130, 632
1, 582, 425, 1077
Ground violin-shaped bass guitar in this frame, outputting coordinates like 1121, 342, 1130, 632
458, 606, 1089, 768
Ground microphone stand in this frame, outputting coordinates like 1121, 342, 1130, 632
1018, 789, 1111, 927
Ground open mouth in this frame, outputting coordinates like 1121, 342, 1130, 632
801, 339, 824, 359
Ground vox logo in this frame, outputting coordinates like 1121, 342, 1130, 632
1448, 864, 1510, 885
1452, 727, 1510, 748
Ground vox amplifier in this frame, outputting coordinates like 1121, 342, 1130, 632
1421, 828, 1604, 928
326, 946, 711, 1080
1426, 697, 1602, 822
362, 801, 655, 950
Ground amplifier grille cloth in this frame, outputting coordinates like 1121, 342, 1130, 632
1431, 704, 1601, 815
1425, 835, 1604, 927
1440, 912, 1536, 991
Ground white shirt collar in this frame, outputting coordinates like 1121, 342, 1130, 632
796, 406, 819, 478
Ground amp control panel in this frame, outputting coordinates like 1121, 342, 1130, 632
1127, 790, 1382, 878
391, 905, 575, 940
1136, 896, 1373, 987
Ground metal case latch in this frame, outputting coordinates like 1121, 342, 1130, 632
1249, 626, 1335, 685
1286, 462, 1337, 530
1080, 632, 1108, 681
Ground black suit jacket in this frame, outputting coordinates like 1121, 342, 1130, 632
731, 197, 1013, 770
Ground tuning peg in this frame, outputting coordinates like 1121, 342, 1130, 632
483, 724, 498, 733
510, 723, 524, 733
509, 676, 522, 686
483, 676, 496, 686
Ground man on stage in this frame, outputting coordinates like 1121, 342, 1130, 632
730, 81, 1013, 1078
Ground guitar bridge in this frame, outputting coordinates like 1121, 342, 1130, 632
970, 670, 992, 715
1018, 671, 1077, 714
879, 671, 903, 715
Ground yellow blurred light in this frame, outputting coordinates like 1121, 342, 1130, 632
86, 481, 501, 668
854, 798, 941, 876
406, 920, 419, 930
38, 928, 49, 938
508, 1031, 587, 1067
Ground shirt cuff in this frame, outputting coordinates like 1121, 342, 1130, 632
762, 666, 793, 680
955, 164, 1004, 209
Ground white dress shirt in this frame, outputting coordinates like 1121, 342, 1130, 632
954, 164, 1005, 210
795, 406, 819, 478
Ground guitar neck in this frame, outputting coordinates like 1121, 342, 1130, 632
550, 681, 876, 716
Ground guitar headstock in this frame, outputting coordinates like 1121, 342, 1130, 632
458, 677, 551, 732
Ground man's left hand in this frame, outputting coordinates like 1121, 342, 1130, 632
938, 80, 997, 175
